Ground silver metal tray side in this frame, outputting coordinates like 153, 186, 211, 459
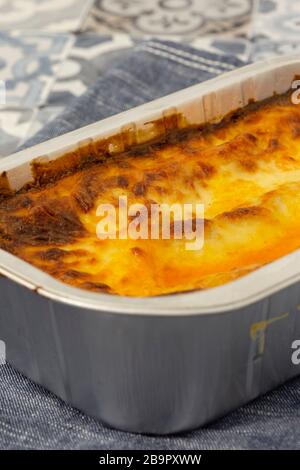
0, 275, 300, 434
0, 55, 300, 434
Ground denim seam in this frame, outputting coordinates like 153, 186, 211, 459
145, 41, 236, 71
136, 45, 224, 74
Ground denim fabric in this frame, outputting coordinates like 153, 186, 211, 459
21, 40, 243, 149
1, 39, 300, 449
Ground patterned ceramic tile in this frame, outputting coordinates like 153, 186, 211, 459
250, 39, 300, 62
0, 33, 135, 153
86, 0, 254, 40
0, 31, 74, 109
251, 0, 300, 41
0, 0, 93, 33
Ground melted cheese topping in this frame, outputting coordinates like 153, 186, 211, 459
1, 95, 300, 297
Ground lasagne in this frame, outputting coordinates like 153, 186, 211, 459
1, 93, 300, 297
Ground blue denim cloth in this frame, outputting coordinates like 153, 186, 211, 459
1, 39, 300, 449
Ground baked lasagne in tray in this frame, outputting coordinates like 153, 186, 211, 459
0, 92, 299, 297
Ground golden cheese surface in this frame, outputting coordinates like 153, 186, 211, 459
1, 94, 300, 297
